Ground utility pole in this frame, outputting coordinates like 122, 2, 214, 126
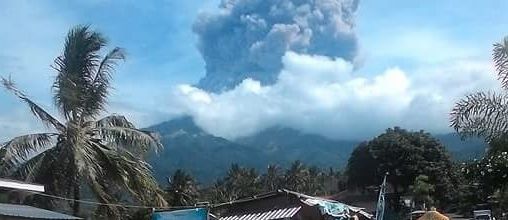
375, 173, 388, 220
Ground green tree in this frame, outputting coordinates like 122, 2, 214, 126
201, 164, 261, 203
346, 127, 458, 206
346, 142, 379, 190
451, 36, 508, 213
217, 164, 261, 201
284, 160, 309, 192
323, 168, 347, 195
166, 170, 199, 206
0, 25, 166, 218
261, 164, 283, 191
451, 37, 508, 143
410, 175, 435, 210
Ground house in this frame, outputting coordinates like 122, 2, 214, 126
0, 178, 81, 220
211, 189, 373, 220
0, 203, 82, 220
0, 178, 45, 193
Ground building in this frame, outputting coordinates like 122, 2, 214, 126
0, 178, 81, 220
0, 178, 45, 193
211, 189, 373, 220
0, 203, 82, 220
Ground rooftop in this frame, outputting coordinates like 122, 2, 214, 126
0, 203, 81, 220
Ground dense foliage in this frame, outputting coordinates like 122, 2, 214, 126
458, 149, 508, 213
165, 169, 199, 206
410, 175, 435, 209
451, 36, 508, 216
148, 117, 485, 183
0, 26, 165, 219
169, 161, 347, 205
346, 127, 459, 208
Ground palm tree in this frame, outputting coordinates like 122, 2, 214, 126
451, 36, 508, 143
0, 25, 166, 217
261, 164, 282, 191
284, 160, 309, 192
166, 170, 198, 206
224, 164, 260, 199
305, 166, 325, 195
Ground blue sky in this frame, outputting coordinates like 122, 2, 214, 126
1, 0, 508, 140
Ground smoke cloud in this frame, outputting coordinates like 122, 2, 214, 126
169, 52, 498, 140
167, 0, 500, 140
193, 0, 359, 92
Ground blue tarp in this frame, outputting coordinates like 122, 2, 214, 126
305, 199, 350, 219
152, 208, 208, 220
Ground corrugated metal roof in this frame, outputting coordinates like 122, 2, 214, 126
219, 206, 301, 220
0, 203, 82, 219
0, 178, 45, 192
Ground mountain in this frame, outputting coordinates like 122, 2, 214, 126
435, 133, 487, 160
146, 117, 266, 184
146, 117, 356, 184
146, 117, 487, 184
236, 126, 358, 168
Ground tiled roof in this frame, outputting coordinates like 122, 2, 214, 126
0, 203, 81, 219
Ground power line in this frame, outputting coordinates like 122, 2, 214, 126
12, 189, 207, 210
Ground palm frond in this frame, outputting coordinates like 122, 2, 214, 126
13, 147, 59, 182
1, 77, 65, 131
82, 48, 125, 118
83, 140, 166, 207
69, 139, 120, 217
105, 150, 167, 206
450, 91, 508, 142
52, 25, 107, 120
95, 115, 135, 128
0, 133, 58, 174
494, 37, 508, 90
94, 126, 162, 154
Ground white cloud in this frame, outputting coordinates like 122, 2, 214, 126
169, 51, 499, 140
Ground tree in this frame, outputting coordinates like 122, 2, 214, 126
346, 142, 379, 190
261, 164, 283, 192
451, 37, 508, 143
284, 160, 309, 192
323, 168, 347, 195
166, 170, 199, 206
0, 25, 166, 218
451, 36, 508, 214
410, 175, 435, 210
223, 164, 261, 201
346, 127, 458, 206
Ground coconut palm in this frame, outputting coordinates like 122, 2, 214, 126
261, 164, 282, 191
284, 160, 309, 192
166, 169, 199, 206
451, 36, 508, 143
0, 25, 166, 218
219, 164, 260, 200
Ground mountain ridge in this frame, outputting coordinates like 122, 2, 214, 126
146, 117, 486, 184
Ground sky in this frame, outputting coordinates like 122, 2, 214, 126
1, 0, 508, 141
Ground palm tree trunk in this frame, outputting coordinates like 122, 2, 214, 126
72, 177, 80, 215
